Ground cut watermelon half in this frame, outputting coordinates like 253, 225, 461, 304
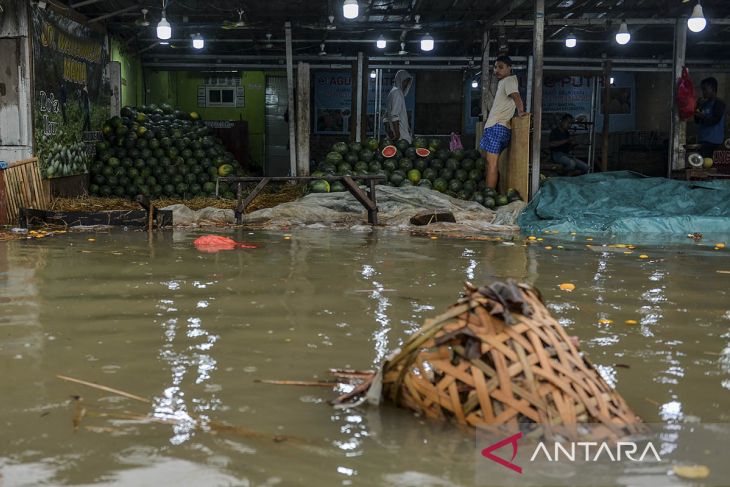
381, 145, 397, 158
415, 148, 431, 158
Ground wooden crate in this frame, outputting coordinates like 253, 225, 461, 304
1, 158, 50, 225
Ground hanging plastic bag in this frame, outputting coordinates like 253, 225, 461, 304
677, 67, 696, 120
449, 132, 463, 151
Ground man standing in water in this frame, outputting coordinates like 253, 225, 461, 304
479, 56, 526, 189
385, 70, 413, 144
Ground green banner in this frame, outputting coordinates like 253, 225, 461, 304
31, 6, 111, 179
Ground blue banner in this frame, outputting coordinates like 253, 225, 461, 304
313, 71, 415, 135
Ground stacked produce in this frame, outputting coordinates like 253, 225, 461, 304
42, 141, 91, 178
310, 137, 522, 209
89, 104, 242, 199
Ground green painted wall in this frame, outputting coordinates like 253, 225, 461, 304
110, 38, 142, 108
144, 70, 273, 167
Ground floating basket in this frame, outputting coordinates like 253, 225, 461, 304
335, 281, 647, 442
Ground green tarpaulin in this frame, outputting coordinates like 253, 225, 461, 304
518, 171, 730, 237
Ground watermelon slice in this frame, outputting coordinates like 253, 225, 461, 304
415, 148, 431, 158
381, 145, 397, 158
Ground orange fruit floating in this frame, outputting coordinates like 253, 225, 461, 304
558, 283, 576, 292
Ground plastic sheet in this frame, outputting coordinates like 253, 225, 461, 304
240, 185, 525, 234
519, 171, 730, 236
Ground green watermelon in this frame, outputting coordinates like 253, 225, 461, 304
414, 159, 427, 172
330, 181, 346, 192
413, 137, 427, 149
309, 179, 330, 193
326, 151, 344, 165
407, 169, 421, 184
366, 138, 379, 151
433, 178, 448, 193
345, 153, 359, 164
399, 180, 413, 187
454, 169, 468, 182
348, 142, 362, 153
399, 159, 413, 172
359, 149, 374, 162
418, 179, 433, 189
332, 142, 349, 155
445, 158, 459, 171
390, 171, 405, 186
472, 192, 485, 205
429, 159, 443, 171
448, 179, 463, 192
439, 168, 454, 181
218, 164, 233, 176
383, 159, 397, 172
405, 147, 417, 160
354, 161, 369, 173
368, 161, 382, 173
396, 139, 410, 152
422, 168, 437, 181
496, 194, 509, 206
452, 149, 465, 161
462, 158, 475, 171
337, 162, 353, 174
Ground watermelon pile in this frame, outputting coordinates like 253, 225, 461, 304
89, 104, 242, 199
42, 141, 90, 178
310, 137, 522, 209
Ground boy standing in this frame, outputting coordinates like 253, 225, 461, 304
479, 56, 526, 189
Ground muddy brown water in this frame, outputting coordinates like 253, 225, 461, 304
1, 229, 728, 486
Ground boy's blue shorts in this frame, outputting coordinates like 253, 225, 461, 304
479, 124, 512, 155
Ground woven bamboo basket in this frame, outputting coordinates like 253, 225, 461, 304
334, 280, 647, 442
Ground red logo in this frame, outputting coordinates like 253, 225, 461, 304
481, 432, 523, 474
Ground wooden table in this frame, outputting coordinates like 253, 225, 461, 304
217, 175, 387, 225
684, 168, 730, 181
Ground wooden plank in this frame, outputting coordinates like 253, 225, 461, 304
507, 114, 531, 200
236, 177, 271, 217
341, 176, 376, 211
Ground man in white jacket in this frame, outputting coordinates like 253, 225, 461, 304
385, 70, 413, 143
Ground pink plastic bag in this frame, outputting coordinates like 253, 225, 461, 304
449, 132, 463, 151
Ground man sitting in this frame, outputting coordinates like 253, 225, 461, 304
549, 114, 589, 175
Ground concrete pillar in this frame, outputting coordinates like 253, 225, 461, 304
669, 18, 688, 176
285, 22, 296, 177
529, 0, 545, 199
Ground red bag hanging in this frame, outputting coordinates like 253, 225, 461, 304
677, 67, 696, 120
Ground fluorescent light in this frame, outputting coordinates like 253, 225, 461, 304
688, 2, 706, 32
376, 35, 386, 49
370, 71, 376, 79
610, 77, 615, 85
421, 33, 434, 51
343, 0, 358, 19
157, 11, 171, 40
565, 32, 577, 48
471, 80, 478, 88
615, 22, 630, 45
192, 33, 204, 49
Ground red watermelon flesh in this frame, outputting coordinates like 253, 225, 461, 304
381, 145, 397, 158
415, 148, 431, 157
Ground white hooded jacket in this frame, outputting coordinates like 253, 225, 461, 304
385, 70, 413, 143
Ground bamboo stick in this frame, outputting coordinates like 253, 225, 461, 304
56, 374, 151, 403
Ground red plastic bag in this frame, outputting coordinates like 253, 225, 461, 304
193, 235, 258, 253
677, 67, 696, 120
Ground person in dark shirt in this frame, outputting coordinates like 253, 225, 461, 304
694, 77, 726, 158
549, 113, 588, 174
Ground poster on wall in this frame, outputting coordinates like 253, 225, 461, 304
313, 71, 415, 135
542, 75, 594, 132
31, 6, 111, 179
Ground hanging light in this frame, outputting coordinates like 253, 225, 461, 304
471, 79, 478, 88
421, 33, 434, 51
615, 21, 630, 45
565, 32, 577, 48
192, 33, 204, 49
376, 35, 386, 49
157, 10, 172, 40
610, 77, 615, 85
343, 0, 358, 19
370, 70, 377, 79
688, 1, 706, 33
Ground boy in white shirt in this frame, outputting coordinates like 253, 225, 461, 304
479, 56, 526, 189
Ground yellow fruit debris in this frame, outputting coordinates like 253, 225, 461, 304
625, 319, 638, 325
559, 283, 576, 292
544, 246, 553, 250
672, 465, 710, 479
586, 237, 593, 241
537, 237, 544, 241
430, 236, 438, 240
597, 318, 613, 325
528, 236, 537, 240
87, 238, 96, 242
715, 243, 725, 249
639, 254, 649, 259
557, 245, 564, 249
283, 236, 291, 240
623, 251, 633, 255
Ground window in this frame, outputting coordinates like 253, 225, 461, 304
206, 87, 236, 107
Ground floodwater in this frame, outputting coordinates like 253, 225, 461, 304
1, 229, 729, 487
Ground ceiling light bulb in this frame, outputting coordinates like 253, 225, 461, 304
565, 32, 577, 48
615, 22, 630, 45
376, 35, 386, 49
610, 77, 615, 85
471, 80, 478, 88
343, 0, 358, 19
421, 33, 434, 51
192, 34, 204, 49
687, 2, 706, 33
370, 70, 377, 79
157, 11, 171, 40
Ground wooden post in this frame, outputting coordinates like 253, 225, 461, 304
669, 18, 688, 177
360, 56, 369, 142
355, 52, 364, 143
601, 60, 612, 172
296, 62, 310, 176
529, 0, 545, 200
480, 29, 492, 128
285, 22, 297, 177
